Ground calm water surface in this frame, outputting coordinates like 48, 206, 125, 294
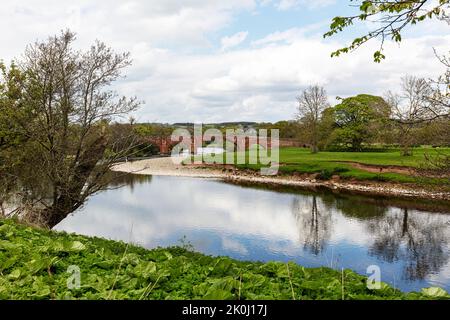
55, 174, 450, 292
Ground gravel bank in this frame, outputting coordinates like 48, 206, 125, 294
112, 157, 450, 202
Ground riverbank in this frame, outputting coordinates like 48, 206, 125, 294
1, 219, 448, 300
111, 157, 450, 203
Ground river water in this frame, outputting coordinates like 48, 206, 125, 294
55, 174, 450, 292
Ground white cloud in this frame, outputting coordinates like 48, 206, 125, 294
277, 0, 298, 10
0, 0, 448, 123
276, 0, 336, 11
121, 31, 449, 123
0, 0, 257, 60
259, 0, 273, 6
221, 31, 249, 51
251, 24, 326, 46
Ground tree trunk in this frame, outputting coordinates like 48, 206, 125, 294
401, 208, 409, 237
400, 126, 414, 156
27, 135, 108, 228
400, 136, 413, 156
401, 146, 413, 157
311, 125, 319, 154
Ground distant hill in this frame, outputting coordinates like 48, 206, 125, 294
173, 122, 258, 127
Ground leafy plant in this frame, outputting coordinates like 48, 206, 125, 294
0, 219, 448, 300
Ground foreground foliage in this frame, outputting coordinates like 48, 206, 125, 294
0, 219, 448, 300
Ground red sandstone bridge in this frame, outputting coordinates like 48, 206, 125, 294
145, 136, 174, 154
145, 136, 305, 155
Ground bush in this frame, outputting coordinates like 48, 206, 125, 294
333, 167, 350, 173
316, 169, 334, 180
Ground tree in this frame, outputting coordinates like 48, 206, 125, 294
270, 121, 299, 139
317, 107, 337, 150
386, 76, 438, 156
324, 0, 450, 62
296, 85, 330, 153
421, 50, 450, 170
0, 30, 141, 228
0, 63, 30, 217
427, 50, 450, 117
0, 63, 27, 150
332, 94, 390, 151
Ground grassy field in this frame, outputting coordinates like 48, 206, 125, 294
246, 147, 450, 184
0, 219, 448, 300
192, 147, 450, 186
276, 147, 449, 167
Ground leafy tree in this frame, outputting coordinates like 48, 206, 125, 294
414, 118, 450, 146
272, 121, 300, 139
0, 62, 29, 151
317, 107, 338, 150
332, 94, 390, 150
134, 123, 174, 138
0, 30, 141, 228
0, 62, 30, 216
109, 122, 161, 157
324, 0, 450, 62
296, 85, 330, 153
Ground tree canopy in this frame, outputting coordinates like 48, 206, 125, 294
332, 94, 390, 150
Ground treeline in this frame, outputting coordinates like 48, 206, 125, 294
297, 92, 449, 154
295, 71, 449, 156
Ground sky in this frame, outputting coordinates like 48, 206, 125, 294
0, 0, 449, 123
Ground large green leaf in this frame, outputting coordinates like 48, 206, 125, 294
421, 287, 449, 298
1, 219, 449, 300
203, 289, 234, 300
0, 240, 21, 251
133, 261, 157, 279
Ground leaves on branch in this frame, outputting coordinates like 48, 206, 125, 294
324, 0, 450, 62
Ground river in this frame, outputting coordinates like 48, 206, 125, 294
55, 174, 450, 293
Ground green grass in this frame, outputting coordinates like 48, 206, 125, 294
272, 147, 449, 185
1, 219, 448, 300
189, 147, 450, 186
278, 147, 448, 167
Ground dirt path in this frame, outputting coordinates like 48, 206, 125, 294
338, 161, 416, 175
111, 157, 450, 202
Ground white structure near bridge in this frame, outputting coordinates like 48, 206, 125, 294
196, 147, 225, 155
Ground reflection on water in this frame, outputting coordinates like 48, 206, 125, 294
367, 208, 449, 282
55, 174, 450, 292
293, 196, 332, 255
